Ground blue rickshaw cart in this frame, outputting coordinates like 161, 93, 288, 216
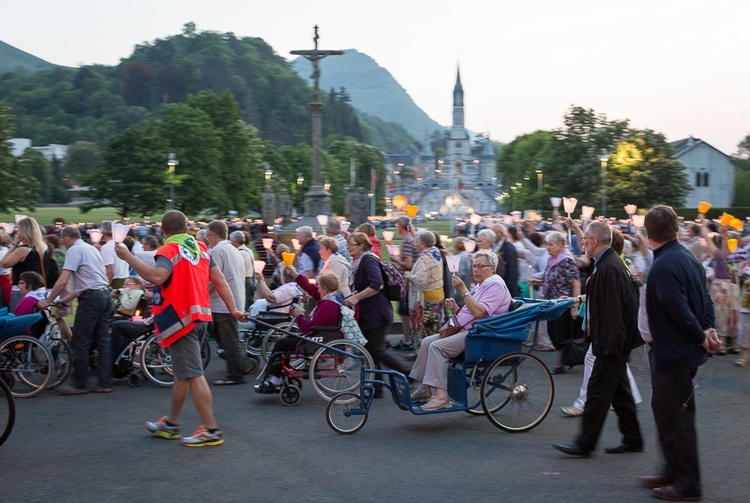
325, 298, 575, 434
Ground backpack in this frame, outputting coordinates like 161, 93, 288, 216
441, 254, 453, 299
366, 254, 405, 301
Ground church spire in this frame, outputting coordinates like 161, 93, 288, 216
453, 66, 463, 107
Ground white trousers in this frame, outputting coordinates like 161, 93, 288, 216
573, 344, 642, 410
409, 332, 467, 390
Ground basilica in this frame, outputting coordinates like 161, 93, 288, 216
384, 68, 500, 216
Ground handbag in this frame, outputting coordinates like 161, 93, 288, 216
562, 337, 588, 367
438, 315, 463, 338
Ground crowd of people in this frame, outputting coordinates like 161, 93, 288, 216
0, 205, 737, 500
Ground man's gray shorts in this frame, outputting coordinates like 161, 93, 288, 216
168, 322, 208, 380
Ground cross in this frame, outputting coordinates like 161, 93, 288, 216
291, 25, 343, 96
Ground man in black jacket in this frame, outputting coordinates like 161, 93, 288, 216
553, 220, 642, 457
491, 224, 519, 297
639, 205, 718, 501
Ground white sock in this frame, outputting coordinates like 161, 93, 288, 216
269, 376, 281, 385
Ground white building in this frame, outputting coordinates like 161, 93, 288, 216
670, 137, 735, 208
9, 138, 68, 161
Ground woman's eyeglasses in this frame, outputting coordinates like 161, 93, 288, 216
471, 264, 493, 270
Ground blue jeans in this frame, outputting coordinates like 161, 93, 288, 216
71, 289, 112, 389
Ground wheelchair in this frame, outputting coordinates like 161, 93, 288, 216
253, 320, 374, 407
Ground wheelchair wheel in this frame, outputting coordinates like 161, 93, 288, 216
288, 377, 302, 390
0, 335, 53, 398
480, 352, 554, 433
128, 373, 142, 387
43, 326, 72, 389
200, 337, 211, 370
139, 335, 175, 388
465, 363, 487, 416
326, 392, 368, 434
261, 322, 298, 363
0, 377, 15, 446
309, 340, 374, 402
279, 384, 302, 407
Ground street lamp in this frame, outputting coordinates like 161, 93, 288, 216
324, 179, 331, 192
599, 148, 609, 217
536, 163, 543, 214
296, 172, 305, 215
167, 153, 179, 210
264, 164, 272, 182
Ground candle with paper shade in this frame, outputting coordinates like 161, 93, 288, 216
282, 252, 296, 267
316, 214, 328, 234
253, 260, 266, 275
720, 212, 734, 227
340, 221, 351, 233
1, 223, 14, 234
728, 238, 739, 253
469, 213, 482, 236
463, 239, 477, 253
131, 311, 143, 323
406, 205, 419, 218
112, 223, 129, 243
550, 197, 562, 210
698, 201, 711, 214
386, 245, 400, 258
262, 238, 273, 250
562, 197, 578, 247
730, 218, 743, 231
291, 238, 301, 251
632, 214, 645, 228
446, 255, 460, 273
14, 214, 29, 223
624, 204, 637, 216
382, 230, 394, 243
88, 229, 103, 244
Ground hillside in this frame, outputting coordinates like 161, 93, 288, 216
0, 40, 58, 74
292, 49, 443, 141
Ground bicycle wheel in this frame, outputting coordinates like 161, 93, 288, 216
309, 340, 374, 401
42, 324, 72, 389
480, 352, 554, 432
0, 336, 53, 398
326, 392, 368, 434
200, 337, 211, 370
0, 377, 15, 446
261, 322, 299, 363
139, 336, 174, 387
465, 363, 487, 415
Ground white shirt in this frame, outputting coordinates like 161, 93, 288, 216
100, 240, 130, 280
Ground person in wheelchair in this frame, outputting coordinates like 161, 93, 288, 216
409, 249, 512, 410
254, 269, 342, 394
110, 276, 146, 321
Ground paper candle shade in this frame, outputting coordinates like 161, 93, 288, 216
253, 260, 266, 274
316, 214, 328, 227
624, 204, 637, 215
340, 221, 351, 233
728, 238, 738, 253
632, 214, 645, 228
446, 255, 460, 273
463, 240, 477, 253
720, 212, 733, 227
406, 204, 419, 218
550, 197, 562, 209
2, 223, 14, 234
291, 238, 301, 251
112, 223, 129, 243
382, 230, 394, 242
730, 218, 743, 231
88, 229, 103, 244
469, 213, 482, 226
581, 206, 595, 218
14, 214, 28, 223
698, 201, 711, 214
282, 252, 296, 267
563, 197, 578, 215
262, 238, 273, 250
386, 245, 400, 258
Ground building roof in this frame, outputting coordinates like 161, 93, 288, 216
670, 136, 729, 159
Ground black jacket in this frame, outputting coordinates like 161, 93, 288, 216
646, 239, 714, 372
586, 247, 640, 360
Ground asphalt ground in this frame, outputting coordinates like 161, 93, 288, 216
1, 334, 748, 503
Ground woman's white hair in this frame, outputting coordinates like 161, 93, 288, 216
473, 248, 499, 269
545, 231, 567, 246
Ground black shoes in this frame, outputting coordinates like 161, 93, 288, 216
605, 443, 643, 454
552, 443, 591, 457
253, 380, 281, 394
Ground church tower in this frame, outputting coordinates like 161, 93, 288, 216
448, 66, 471, 180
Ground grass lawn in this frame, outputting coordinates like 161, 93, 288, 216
0, 207, 129, 226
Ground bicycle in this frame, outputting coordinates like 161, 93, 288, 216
37, 306, 72, 389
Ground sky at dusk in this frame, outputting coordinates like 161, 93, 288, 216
2, 0, 748, 155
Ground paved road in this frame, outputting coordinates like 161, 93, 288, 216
2, 338, 747, 503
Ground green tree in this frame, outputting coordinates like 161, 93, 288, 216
18, 148, 52, 202
83, 121, 170, 218
64, 141, 102, 182
0, 104, 38, 211
497, 130, 554, 210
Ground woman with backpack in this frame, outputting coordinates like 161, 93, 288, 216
405, 230, 445, 348
344, 232, 410, 393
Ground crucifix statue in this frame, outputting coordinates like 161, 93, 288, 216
290, 26, 343, 193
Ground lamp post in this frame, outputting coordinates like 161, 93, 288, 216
536, 163, 543, 214
264, 164, 272, 182
296, 172, 305, 215
599, 148, 609, 217
167, 153, 178, 210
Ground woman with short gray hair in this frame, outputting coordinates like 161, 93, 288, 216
405, 230, 445, 345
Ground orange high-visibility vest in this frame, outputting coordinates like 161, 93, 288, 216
153, 241, 212, 347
